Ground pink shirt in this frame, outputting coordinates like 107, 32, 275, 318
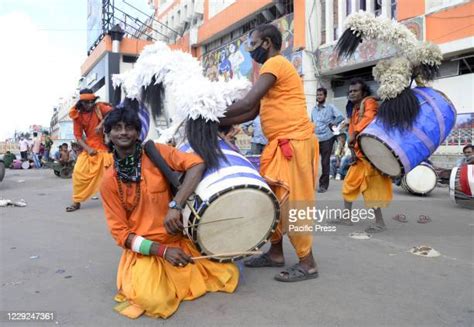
32, 137, 41, 154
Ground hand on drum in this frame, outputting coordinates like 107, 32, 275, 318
164, 208, 183, 235
164, 247, 194, 267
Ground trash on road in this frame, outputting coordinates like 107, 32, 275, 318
349, 232, 372, 240
13, 199, 27, 207
29, 255, 40, 259
0, 199, 12, 207
0, 199, 27, 207
410, 245, 440, 257
56, 269, 66, 274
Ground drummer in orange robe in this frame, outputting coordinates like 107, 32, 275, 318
66, 88, 113, 212
221, 24, 319, 282
100, 105, 239, 319
340, 79, 393, 233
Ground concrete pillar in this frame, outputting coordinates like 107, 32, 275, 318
338, 0, 347, 37
325, 0, 334, 43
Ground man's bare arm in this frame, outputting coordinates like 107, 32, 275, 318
223, 73, 276, 119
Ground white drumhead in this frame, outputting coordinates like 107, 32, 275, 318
196, 188, 277, 257
359, 136, 401, 176
21, 161, 30, 169
404, 164, 437, 194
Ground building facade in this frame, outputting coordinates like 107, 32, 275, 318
149, 0, 472, 154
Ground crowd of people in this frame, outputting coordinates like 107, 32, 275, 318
4, 132, 82, 170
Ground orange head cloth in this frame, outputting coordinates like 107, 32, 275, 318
79, 93, 97, 101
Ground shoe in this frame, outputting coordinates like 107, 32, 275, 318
335, 174, 341, 180
329, 175, 334, 179
317, 187, 327, 193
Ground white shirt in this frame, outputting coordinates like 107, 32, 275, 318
19, 139, 29, 152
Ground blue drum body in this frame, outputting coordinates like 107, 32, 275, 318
359, 87, 456, 177
178, 139, 280, 262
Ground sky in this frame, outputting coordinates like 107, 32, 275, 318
0, 0, 87, 140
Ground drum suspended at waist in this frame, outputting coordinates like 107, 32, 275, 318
358, 87, 456, 177
449, 164, 474, 209
400, 162, 438, 196
179, 140, 280, 263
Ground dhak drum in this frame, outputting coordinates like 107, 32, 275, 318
359, 87, 456, 177
245, 155, 261, 172
449, 165, 474, 209
400, 162, 437, 196
21, 161, 30, 169
179, 140, 280, 262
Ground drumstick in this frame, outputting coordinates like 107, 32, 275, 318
183, 216, 250, 228
191, 251, 263, 260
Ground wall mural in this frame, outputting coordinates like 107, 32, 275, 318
316, 16, 424, 74
202, 13, 296, 82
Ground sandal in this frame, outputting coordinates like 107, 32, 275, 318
365, 224, 387, 233
244, 253, 284, 268
66, 203, 81, 212
392, 214, 408, 223
274, 263, 319, 282
417, 215, 431, 224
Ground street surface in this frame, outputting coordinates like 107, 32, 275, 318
1, 169, 473, 326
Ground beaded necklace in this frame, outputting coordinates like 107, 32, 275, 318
116, 175, 141, 213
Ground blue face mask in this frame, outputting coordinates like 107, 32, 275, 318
249, 44, 268, 64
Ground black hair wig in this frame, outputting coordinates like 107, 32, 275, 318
378, 88, 420, 130
413, 64, 440, 82
140, 76, 164, 124
186, 118, 227, 170
335, 29, 363, 59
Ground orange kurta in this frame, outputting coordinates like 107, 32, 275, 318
100, 144, 239, 319
342, 97, 392, 208
258, 55, 319, 258
70, 102, 112, 151
69, 103, 113, 202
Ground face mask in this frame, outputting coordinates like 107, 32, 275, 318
249, 44, 268, 64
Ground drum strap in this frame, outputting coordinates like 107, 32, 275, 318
143, 140, 182, 196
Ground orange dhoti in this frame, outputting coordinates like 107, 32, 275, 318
114, 238, 239, 319
342, 158, 392, 208
72, 151, 113, 203
260, 136, 319, 259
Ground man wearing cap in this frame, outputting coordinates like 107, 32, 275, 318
66, 89, 113, 212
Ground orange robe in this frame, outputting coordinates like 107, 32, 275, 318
100, 144, 239, 319
69, 103, 113, 202
342, 97, 392, 208
258, 55, 319, 258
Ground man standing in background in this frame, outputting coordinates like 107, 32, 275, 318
31, 132, 42, 168
19, 137, 29, 161
311, 87, 344, 193
43, 131, 53, 162
242, 116, 267, 155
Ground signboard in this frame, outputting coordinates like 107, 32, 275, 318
87, 0, 104, 53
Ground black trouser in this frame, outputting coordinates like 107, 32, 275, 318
319, 137, 336, 190
20, 151, 27, 161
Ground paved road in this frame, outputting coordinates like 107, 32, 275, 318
0, 169, 472, 326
